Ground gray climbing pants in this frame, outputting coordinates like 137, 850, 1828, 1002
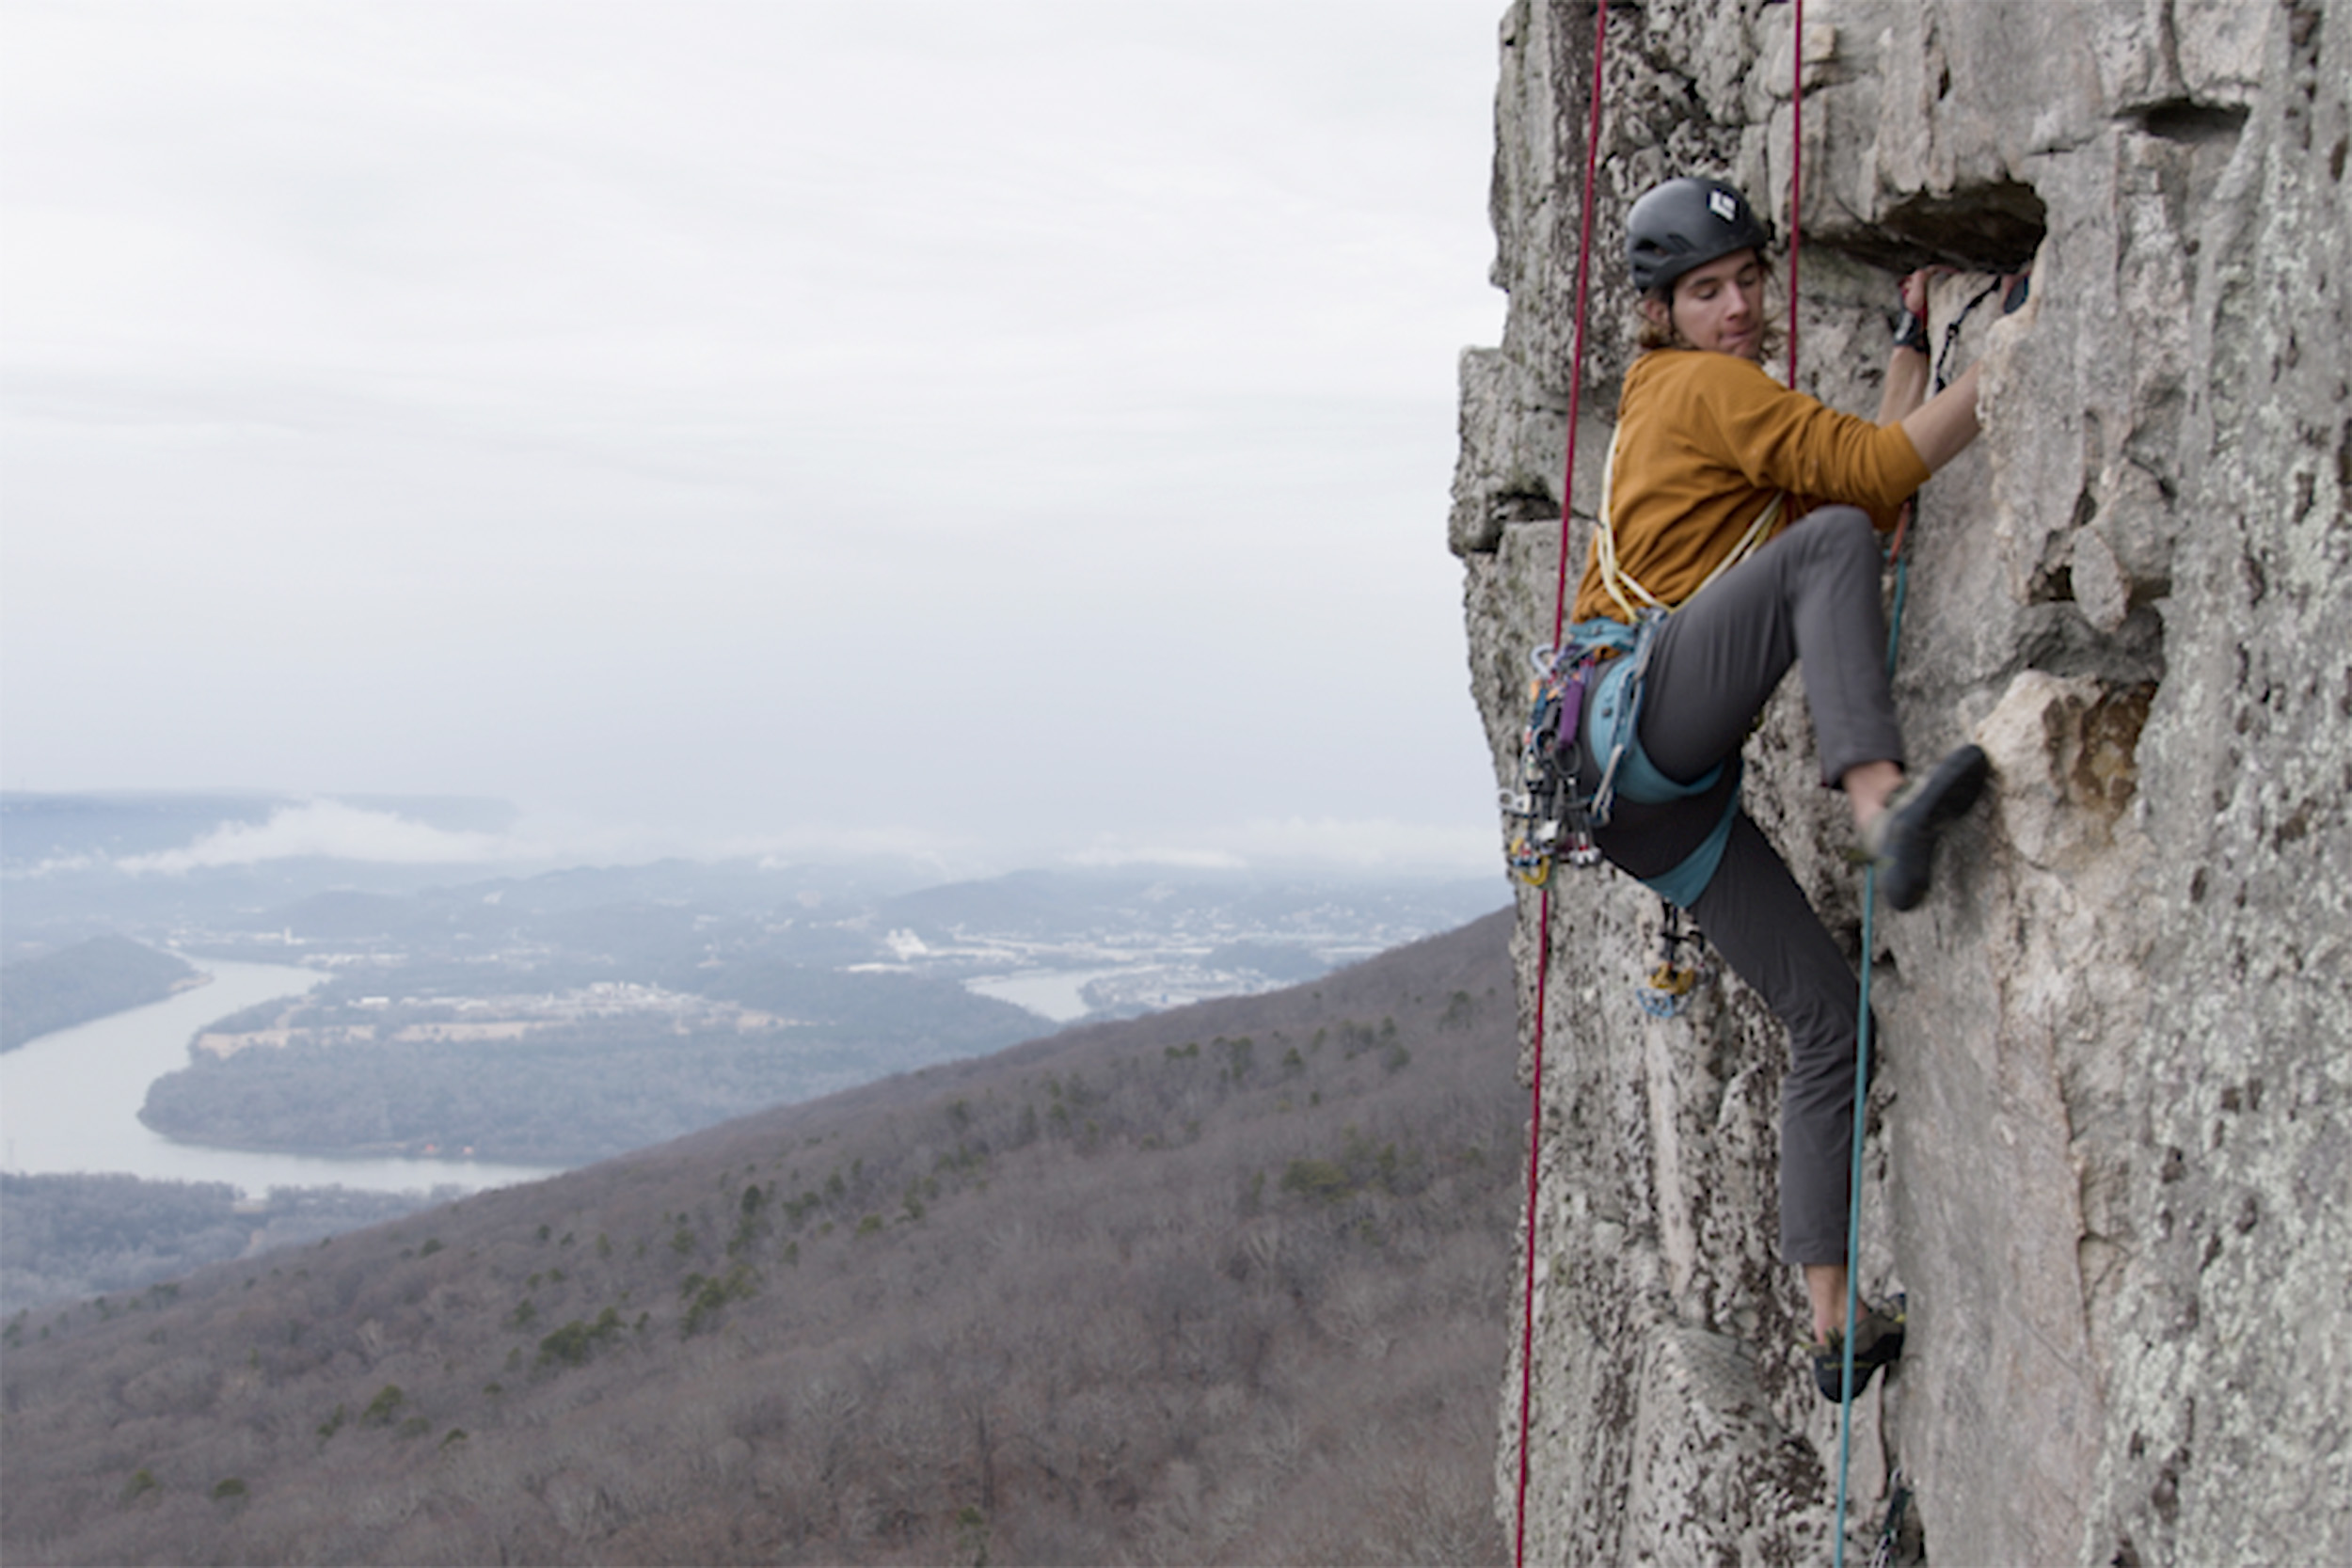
1602, 505, 1902, 1265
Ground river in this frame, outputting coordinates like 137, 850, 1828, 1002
964, 967, 1127, 1022
0, 956, 564, 1197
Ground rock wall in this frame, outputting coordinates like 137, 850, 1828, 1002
1451, 2, 2348, 1562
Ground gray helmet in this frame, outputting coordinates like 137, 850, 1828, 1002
1627, 177, 1773, 296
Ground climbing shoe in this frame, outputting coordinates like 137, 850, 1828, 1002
1861, 744, 1991, 911
1811, 1295, 1907, 1404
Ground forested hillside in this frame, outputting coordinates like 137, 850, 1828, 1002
2, 909, 1523, 1565
0, 1176, 443, 1316
138, 964, 1045, 1164
0, 935, 198, 1052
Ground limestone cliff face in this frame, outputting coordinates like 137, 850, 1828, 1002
1452, 3, 2347, 1562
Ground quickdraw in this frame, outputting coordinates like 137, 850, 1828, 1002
1634, 899, 1708, 1019
1935, 277, 2006, 390
1867, 1465, 1914, 1568
1502, 643, 1603, 884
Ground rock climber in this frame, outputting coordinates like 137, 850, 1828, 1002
1571, 175, 2005, 1400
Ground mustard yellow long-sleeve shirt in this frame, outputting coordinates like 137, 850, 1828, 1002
1573, 349, 1931, 626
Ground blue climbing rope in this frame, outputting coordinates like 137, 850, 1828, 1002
1833, 546, 1904, 1568
1833, 879, 1877, 1568
1834, 267, 1993, 1567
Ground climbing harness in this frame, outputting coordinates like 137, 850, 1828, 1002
1499, 610, 1667, 889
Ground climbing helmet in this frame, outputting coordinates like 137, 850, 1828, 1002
1627, 177, 1774, 296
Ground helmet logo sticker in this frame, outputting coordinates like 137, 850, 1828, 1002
1708, 189, 1738, 224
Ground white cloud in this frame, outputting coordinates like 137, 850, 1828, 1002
115, 800, 521, 873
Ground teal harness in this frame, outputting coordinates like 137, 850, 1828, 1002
1569, 611, 1742, 909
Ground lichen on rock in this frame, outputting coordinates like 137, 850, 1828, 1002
1456, 3, 2348, 1563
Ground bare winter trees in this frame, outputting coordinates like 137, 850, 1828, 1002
3, 911, 1519, 1565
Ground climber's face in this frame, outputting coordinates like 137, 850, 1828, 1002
1647, 249, 1768, 360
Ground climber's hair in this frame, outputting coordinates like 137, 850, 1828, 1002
1633, 252, 1787, 357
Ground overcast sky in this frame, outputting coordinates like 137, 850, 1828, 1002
2, 1, 1512, 876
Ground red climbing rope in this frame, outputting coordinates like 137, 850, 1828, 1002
1510, 5, 1811, 1565
1514, 4, 1609, 1563
1786, 0, 1804, 387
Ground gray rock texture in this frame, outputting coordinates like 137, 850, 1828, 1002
1454, 3, 2347, 1563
